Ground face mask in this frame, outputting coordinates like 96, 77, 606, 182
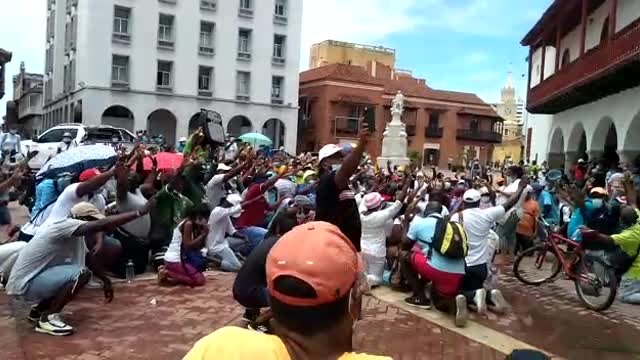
481, 195, 491, 204
591, 198, 604, 208
112, 137, 119, 142
507, 176, 514, 184
331, 164, 342, 172
63, 137, 71, 144
9, 130, 16, 135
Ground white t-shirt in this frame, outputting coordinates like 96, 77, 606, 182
116, 188, 150, 239
224, 143, 238, 161
38, 183, 106, 233
499, 180, 531, 221
6, 218, 87, 296
206, 205, 242, 253
206, 174, 226, 208
360, 201, 403, 257
451, 206, 506, 266
164, 221, 185, 263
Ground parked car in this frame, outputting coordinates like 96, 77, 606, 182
23, 124, 137, 170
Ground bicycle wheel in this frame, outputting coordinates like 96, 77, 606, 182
513, 245, 562, 285
574, 255, 618, 311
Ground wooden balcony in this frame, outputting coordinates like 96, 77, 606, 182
425, 127, 443, 138
456, 129, 502, 143
527, 18, 640, 114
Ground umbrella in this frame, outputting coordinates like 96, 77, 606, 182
36, 144, 118, 179
239, 133, 273, 148
136, 152, 183, 173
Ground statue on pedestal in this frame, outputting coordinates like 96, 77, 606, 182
377, 90, 410, 168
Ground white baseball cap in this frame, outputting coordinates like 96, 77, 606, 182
318, 144, 343, 163
463, 189, 481, 203
217, 163, 232, 172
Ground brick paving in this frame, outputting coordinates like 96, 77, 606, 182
1, 272, 503, 360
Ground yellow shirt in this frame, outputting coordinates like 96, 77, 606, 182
183, 327, 391, 360
611, 210, 640, 280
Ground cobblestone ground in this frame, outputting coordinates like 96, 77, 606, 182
467, 261, 640, 360
1, 273, 503, 360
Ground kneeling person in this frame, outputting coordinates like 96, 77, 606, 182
5, 201, 152, 336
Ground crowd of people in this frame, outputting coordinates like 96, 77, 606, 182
0, 123, 639, 359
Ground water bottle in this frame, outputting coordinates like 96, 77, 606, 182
125, 259, 135, 283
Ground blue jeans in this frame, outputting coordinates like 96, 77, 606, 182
25, 264, 85, 301
237, 227, 267, 255
208, 246, 242, 272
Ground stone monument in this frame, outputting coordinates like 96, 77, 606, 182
378, 91, 410, 168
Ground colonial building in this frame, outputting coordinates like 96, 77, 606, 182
491, 71, 524, 164
298, 60, 503, 168
522, 0, 640, 170
43, 0, 302, 151
309, 40, 395, 70
0, 49, 12, 100
8, 62, 44, 138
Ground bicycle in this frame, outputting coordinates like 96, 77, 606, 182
513, 218, 618, 311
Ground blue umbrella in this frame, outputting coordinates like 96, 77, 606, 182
239, 132, 273, 148
36, 144, 118, 179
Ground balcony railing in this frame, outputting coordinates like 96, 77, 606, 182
334, 116, 360, 138
456, 129, 502, 143
528, 18, 640, 114
425, 127, 443, 138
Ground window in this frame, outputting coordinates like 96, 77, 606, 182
199, 22, 215, 55
271, 76, 283, 104
428, 112, 439, 128
236, 71, 250, 100
158, 14, 174, 48
156, 61, 172, 88
238, 29, 251, 60
273, 34, 286, 65
198, 66, 212, 94
37, 128, 78, 143
239, 0, 253, 17
113, 6, 131, 42
274, 0, 287, 23
200, 0, 217, 11
111, 55, 129, 86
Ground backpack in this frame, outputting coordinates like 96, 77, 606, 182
427, 213, 469, 259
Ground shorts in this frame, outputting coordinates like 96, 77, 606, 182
410, 251, 463, 297
24, 264, 85, 302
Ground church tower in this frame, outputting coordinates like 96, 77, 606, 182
492, 70, 524, 164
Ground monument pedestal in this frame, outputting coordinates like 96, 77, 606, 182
377, 110, 410, 168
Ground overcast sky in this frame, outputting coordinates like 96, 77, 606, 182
0, 0, 551, 119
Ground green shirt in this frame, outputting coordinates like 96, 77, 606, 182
611, 210, 640, 280
153, 186, 193, 231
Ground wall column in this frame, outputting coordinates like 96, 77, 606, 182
564, 151, 577, 176
540, 41, 546, 83
609, 0, 618, 37
555, 25, 562, 71
415, 107, 427, 155
618, 150, 640, 166
589, 149, 604, 162
580, 0, 587, 55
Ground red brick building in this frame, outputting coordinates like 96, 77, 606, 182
298, 62, 504, 168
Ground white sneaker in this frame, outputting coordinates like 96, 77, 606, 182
455, 295, 468, 328
35, 313, 73, 336
489, 289, 510, 314
473, 288, 487, 315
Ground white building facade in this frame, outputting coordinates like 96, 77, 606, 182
522, 0, 640, 171
43, 0, 302, 151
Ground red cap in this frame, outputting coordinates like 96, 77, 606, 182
79, 168, 101, 182
266, 221, 363, 307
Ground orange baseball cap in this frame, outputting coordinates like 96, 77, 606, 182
79, 168, 101, 182
266, 221, 363, 307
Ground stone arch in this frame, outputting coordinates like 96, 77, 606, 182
262, 118, 286, 149
591, 117, 619, 163
548, 127, 565, 169
567, 122, 587, 162
188, 112, 203, 135
101, 105, 134, 131
147, 109, 177, 144
621, 110, 640, 165
227, 115, 253, 138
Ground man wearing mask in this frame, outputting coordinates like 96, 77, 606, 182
315, 124, 369, 251
0, 127, 21, 165
176, 137, 187, 153
57, 132, 77, 154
